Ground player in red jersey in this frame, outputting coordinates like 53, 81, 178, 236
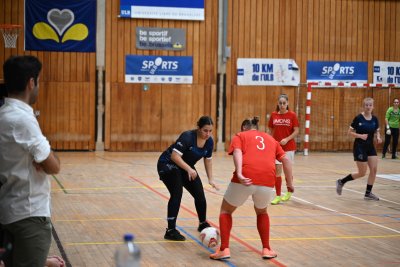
210, 117, 294, 260
268, 94, 299, 205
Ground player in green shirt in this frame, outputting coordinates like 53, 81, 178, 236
382, 98, 400, 159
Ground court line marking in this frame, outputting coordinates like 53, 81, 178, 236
55, 218, 164, 222
128, 175, 286, 267
63, 234, 400, 246
341, 188, 400, 205
293, 196, 400, 234
256, 234, 400, 241
51, 185, 164, 191
52, 175, 68, 194
177, 226, 237, 267
52, 223, 72, 267
54, 217, 400, 228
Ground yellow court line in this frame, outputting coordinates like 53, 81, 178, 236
65, 240, 196, 246
51, 185, 165, 191
64, 234, 400, 246
52, 184, 216, 192
251, 234, 400, 241
55, 217, 163, 222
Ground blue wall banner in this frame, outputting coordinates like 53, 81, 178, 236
373, 61, 400, 85
25, 0, 96, 52
125, 55, 193, 84
237, 58, 300, 86
307, 61, 368, 83
120, 0, 204, 21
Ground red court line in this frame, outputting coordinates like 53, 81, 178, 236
129, 175, 286, 267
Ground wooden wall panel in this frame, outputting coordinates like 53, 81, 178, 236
3, 0, 399, 152
1, 0, 96, 150
105, 1, 219, 151
225, 0, 400, 151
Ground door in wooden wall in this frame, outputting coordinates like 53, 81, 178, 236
106, 83, 216, 152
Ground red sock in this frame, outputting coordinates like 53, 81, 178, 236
257, 213, 270, 249
219, 213, 232, 250
275, 176, 282, 196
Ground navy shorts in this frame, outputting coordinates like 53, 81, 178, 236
353, 142, 377, 162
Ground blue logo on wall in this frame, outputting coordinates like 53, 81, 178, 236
307, 61, 368, 82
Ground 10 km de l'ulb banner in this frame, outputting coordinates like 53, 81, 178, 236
373, 61, 400, 85
25, 0, 96, 52
237, 58, 300, 86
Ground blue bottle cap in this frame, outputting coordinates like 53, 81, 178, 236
124, 233, 134, 241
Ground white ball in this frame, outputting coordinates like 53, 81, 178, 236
200, 227, 220, 248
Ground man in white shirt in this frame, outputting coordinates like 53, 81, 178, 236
0, 55, 60, 267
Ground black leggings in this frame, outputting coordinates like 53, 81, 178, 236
160, 169, 207, 229
382, 128, 399, 158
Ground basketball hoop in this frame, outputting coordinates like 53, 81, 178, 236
0, 24, 22, 48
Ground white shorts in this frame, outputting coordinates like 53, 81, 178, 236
223, 182, 274, 209
275, 150, 295, 165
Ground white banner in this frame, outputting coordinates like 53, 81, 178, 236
373, 61, 400, 85
237, 58, 300, 86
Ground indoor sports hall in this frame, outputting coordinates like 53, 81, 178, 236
1, 1, 399, 267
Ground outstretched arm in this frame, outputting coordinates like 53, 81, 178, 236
204, 158, 219, 190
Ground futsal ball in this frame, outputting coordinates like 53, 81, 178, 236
200, 227, 220, 248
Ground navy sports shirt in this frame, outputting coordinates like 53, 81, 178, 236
350, 114, 379, 145
158, 130, 214, 169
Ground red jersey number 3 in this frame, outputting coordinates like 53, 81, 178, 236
256, 136, 265, 150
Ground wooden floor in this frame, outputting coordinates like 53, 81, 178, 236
48, 151, 400, 267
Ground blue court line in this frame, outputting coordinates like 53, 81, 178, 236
176, 226, 237, 267
382, 214, 400, 221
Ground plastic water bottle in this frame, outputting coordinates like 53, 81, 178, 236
115, 233, 141, 267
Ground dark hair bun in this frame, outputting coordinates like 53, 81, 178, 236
251, 116, 260, 125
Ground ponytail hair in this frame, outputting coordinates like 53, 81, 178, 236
241, 116, 260, 131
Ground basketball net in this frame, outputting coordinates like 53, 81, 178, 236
0, 26, 20, 48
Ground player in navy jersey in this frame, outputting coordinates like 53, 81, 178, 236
336, 97, 382, 200
157, 116, 219, 241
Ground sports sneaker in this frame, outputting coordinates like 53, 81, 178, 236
271, 196, 281, 205
392, 156, 399, 159
281, 192, 292, 202
164, 228, 186, 241
210, 248, 230, 260
336, 179, 343, 195
262, 248, 277, 259
382, 154, 385, 159
198, 221, 211, 232
364, 192, 379, 201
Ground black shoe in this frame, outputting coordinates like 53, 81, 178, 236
198, 221, 211, 232
164, 228, 186, 241
382, 154, 385, 159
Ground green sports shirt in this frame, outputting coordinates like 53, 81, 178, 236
385, 107, 400, 128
